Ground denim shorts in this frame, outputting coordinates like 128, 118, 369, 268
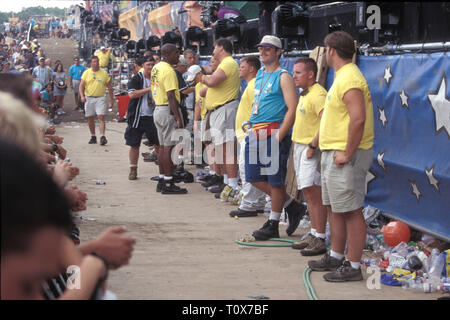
244, 133, 292, 187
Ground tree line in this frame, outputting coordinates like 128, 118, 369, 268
0, 6, 66, 24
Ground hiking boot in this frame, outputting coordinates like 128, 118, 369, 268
100, 136, 108, 146
156, 178, 164, 193
220, 185, 232, 202
88, 136, 97, 144
300, 237, 327, 256
292, 233, 315, 250
128, 167, 137, 180
229, 208, 258, 218
201, 175, 223, 188
323, 261, 363, 282
151, 176, 161, 181
285, 200, 307, 236
208, 183, 225, 194
252, 219, 280, 240
161, 180, 188, 194
308, 252, 344, 272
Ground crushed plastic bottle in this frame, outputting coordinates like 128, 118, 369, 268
428, 249, 445, 280
392, 241, 409, 257
93, 180, 106, 185
402, 278, 437, 293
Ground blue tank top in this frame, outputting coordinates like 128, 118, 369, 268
249, 68, 290, 124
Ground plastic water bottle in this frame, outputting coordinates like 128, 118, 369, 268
438, 283, 450, 293
402, 278, 437, 293
93, 179, 106, 185
428, 249, 445, 280
392, 241, 409, 257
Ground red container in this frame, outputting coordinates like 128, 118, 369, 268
116, 95, 130, 120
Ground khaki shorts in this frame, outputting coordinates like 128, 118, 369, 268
153, 106, 179, 147
209, 99, 239, 146
321, 149, 373, 213
293, 142, 321, 190
199, 119, 211, 142
85, 96, 106, 117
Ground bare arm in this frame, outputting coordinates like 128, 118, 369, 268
306, 109, 323, 159
107, 80, 114, 106
128, 86, 152, 100
79, 79, 85, 100
202, 68, 226, 88
277, 72, 298, 142
199, 86, 208, 98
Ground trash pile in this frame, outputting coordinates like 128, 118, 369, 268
360, 206, 450, 294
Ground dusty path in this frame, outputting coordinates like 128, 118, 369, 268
40, 38, 440, 300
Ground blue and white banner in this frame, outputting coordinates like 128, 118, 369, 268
353, 53, 450, 241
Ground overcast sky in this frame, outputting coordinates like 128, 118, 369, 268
0, 0, 83, 13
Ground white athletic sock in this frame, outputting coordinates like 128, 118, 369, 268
269, 211, 281, 221
164, 176, 173, 181
209, 170, 216, 176
315, 232, 326, 239
129, 164, 137, 168
178, 155, 184, 163
223, 174, 229, 185
228, 177, 238, 189
330, 250, 344, 260
159, 174, 164, 179
283, 197, 294, 208
310, 228, 317, 237
91, 134, 96, 137
349, 261, 361, 270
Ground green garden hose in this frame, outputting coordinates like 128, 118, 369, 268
235, 237, 319, 300
235, 237, 296, 247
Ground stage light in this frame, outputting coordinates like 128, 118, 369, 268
184, 26, 207, 53
213, 18, 240, 53
125, 40, 137, 58
161, 31, 183, 50
136, 39, 146, 56
272, 3, 308, 51
146, 35, 160, 50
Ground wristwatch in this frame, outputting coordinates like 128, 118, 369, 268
52, 143, 59, 152
308, 142, 317, 150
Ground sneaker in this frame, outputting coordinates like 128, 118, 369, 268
176, 161, 184, 172
201, 175, 222, 188
118, 117, 127, 123
323, 261, 363, 282
308, 252, 344, 272
128, 167, 137, 180
156, 179, 164, 193
214, 192, 221, 199
161, 180, 188, 194
285, 200, 307, 236
208, 183, 225, 194
143, 153, 157, 162
220, 185, 232, 202
197, 173, 212, 182
229, 208, 258, 218
252, 219, 280, 240
88, 136, 97, 144
292, 233, 315, 250
300, 236, 327, 256
100, 136, 108, 146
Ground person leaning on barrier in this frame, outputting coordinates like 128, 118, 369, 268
308, 31, 374, 282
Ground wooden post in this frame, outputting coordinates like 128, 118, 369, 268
284, 46, 329, 201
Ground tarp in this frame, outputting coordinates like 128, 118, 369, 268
99, 4, 114, 24
119, 1, 203, 40
224, 1, 259, 20
120, 1, 138, 14
200, 53, 450, 241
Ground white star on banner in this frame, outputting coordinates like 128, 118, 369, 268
384, 65, 393, 86
399, 88, 409, 109
409, 180, 422, 203
427, 75, 450, 138
377, 152, 386, 171
378, 106, 387, 128
425, 166, 440, 192
365, 171, 376, 195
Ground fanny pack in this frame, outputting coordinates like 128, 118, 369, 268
248, 122, 281, 140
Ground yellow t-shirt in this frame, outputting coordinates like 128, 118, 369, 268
195, 82, 207, 120
235, 78, 255, 142
139, 67, 144, 73
292, 83, 327, 145
204, 56, 240, 111
150, 61, 180, 106
319, 63, 374, 151
81, 68, 110, 97
95, 50, 112, 68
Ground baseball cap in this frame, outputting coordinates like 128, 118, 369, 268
179, 55, 188, 66
21, 45, 28, 50
185, 65, 202, 82
100, 46, 106, 50
39, 57, 45, 61
256, 35, 282, 49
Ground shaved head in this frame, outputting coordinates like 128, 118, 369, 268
161, 43, 178, 59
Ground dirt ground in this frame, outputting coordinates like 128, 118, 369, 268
40, 38, 443, 300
